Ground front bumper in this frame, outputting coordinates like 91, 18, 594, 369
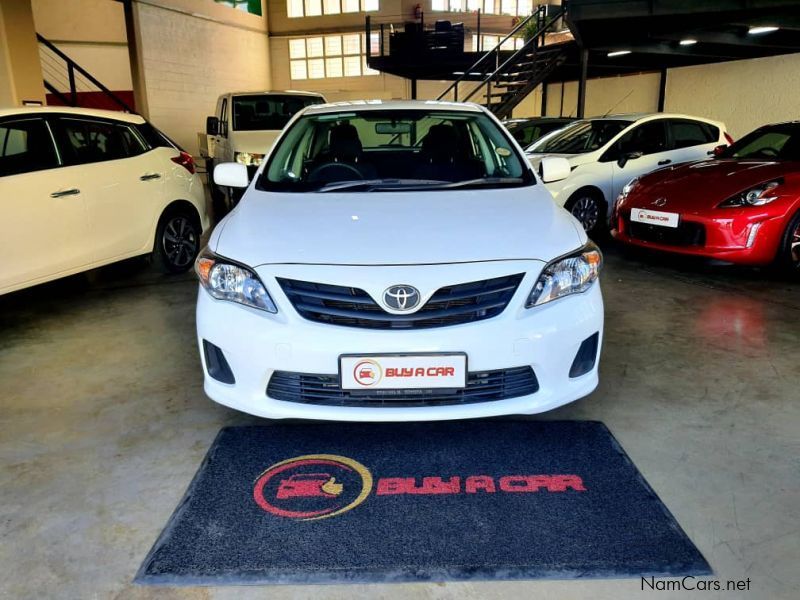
611, 209, 786, 266
196, 261, 604, 421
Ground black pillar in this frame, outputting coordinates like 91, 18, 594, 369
411, 78, 417, 100
657, 68, 667, 112
577, 47, 588, 118
541, 82, 548, 116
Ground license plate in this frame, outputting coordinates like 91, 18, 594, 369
631, 208, 680, 228
339, 353, 467, 390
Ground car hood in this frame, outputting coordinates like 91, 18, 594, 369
228, 130, 281, 154
212, 187, 586, 266
526, 152, 595, 169
630, 159, 797, 210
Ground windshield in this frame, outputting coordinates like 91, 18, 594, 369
258, 108, 533, 192
232, 94, 324, 131
719, 124, 800, 160
527, 119, 629, 154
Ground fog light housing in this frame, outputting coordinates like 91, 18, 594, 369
569, 332, 600, 378
203, 340, 235, 384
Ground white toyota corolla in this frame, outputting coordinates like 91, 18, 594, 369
195, 100, 604, 421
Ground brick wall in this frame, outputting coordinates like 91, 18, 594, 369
135, 1, 271, 152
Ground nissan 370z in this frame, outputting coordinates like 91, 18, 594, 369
194, 100, 604, 421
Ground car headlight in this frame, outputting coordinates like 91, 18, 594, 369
527, 242, 603, 307
718, 178, 783, 208
234, 152, 264, 167
195, 251, 277, 313
619, 177, 639, 202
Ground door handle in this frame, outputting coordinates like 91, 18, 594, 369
658, 159, 672, 166
140, 173, 162, 181
50, 188, 80, 198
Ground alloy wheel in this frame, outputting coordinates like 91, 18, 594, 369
162, 216, 198, 269
570, 196, 600, 232
791, 221, 800, 267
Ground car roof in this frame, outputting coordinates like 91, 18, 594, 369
302, 99, 485, 115
582, 112, 721, 125
227, 90, 326, 98
0, 106, 145, 124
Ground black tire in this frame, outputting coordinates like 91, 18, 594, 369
565, 190, 607, 238
153, 208, 201, 273
773, 210, 800, 277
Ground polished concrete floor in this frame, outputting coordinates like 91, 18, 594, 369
1, 243, 798, 600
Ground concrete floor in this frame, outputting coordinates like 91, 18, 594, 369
1, 243, 798, 600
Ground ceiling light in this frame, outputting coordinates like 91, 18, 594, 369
607, 50, 631, 57
679, 39, 697, 46
748, 26, 778, 35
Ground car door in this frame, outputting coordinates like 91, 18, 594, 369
0, 116, 92, 293
606, 119, 673, 201
667, 118, 721, 164
51, 116, 162, 263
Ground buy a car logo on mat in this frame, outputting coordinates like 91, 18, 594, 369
253, 454, 586, 521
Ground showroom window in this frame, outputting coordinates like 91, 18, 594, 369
0, 118, 59, 177
471, 33, 524, 51
432, 0, 533, 16
214, 0, 262, 17
287, 0, 378, 18
289, 33, 379, 79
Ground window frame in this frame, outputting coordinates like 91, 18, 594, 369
49, 116, 150, 167
287, 0, 379, 18
0, 116, 61, 177
289, 32, 379, 80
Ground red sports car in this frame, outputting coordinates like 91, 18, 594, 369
611, 121, 800, 273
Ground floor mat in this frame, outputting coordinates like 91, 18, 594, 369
136, 421, 711, 585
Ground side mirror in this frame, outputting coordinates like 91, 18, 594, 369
539, 157, 571, 183
206, 116, 220, 136
709, 144, 727, 157
617, 151, 643, 169
214, 162, 249, 188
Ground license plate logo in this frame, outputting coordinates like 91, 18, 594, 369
631, 208, 680, 228
340, 354, 467, 390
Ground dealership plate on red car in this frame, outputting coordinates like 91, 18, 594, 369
340, 353, 467, 390
631, 208, 680, 228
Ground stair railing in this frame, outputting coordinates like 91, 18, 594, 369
437, 9, 541, 103
437, 4, 565, 108
37, 33, 134, 113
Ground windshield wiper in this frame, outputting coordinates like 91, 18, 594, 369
429, 177, 526, 189
314, 179, 443, 193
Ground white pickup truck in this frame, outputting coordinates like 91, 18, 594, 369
201, 90, 326, 210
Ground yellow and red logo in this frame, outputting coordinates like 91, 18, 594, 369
253, 454, 373, 521
254, 454, 586, 521
352, 359, 382, 387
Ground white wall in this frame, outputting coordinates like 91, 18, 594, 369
540, 52, 800, 137
134, 1, 271, 151
665, 53, 800, 138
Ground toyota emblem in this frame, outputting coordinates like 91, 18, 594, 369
383, 285, 420, 311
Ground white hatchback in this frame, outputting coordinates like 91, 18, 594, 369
196, 100, 603, 422
0, 107, 209, 295
526, 113, 731, 235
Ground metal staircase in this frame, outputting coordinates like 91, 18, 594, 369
37, 33, 134, 112
437, 5, 568, 119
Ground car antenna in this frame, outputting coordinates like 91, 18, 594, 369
603, 89, 634, 118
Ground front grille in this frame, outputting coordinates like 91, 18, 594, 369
267, 366, 539, 407
627, 219, 705, 246
277, 273, 524, 329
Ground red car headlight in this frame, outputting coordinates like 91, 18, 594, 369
718, 178, 784, 208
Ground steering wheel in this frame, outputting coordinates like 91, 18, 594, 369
757, 147, 779, 158
307, 162, 364, 183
